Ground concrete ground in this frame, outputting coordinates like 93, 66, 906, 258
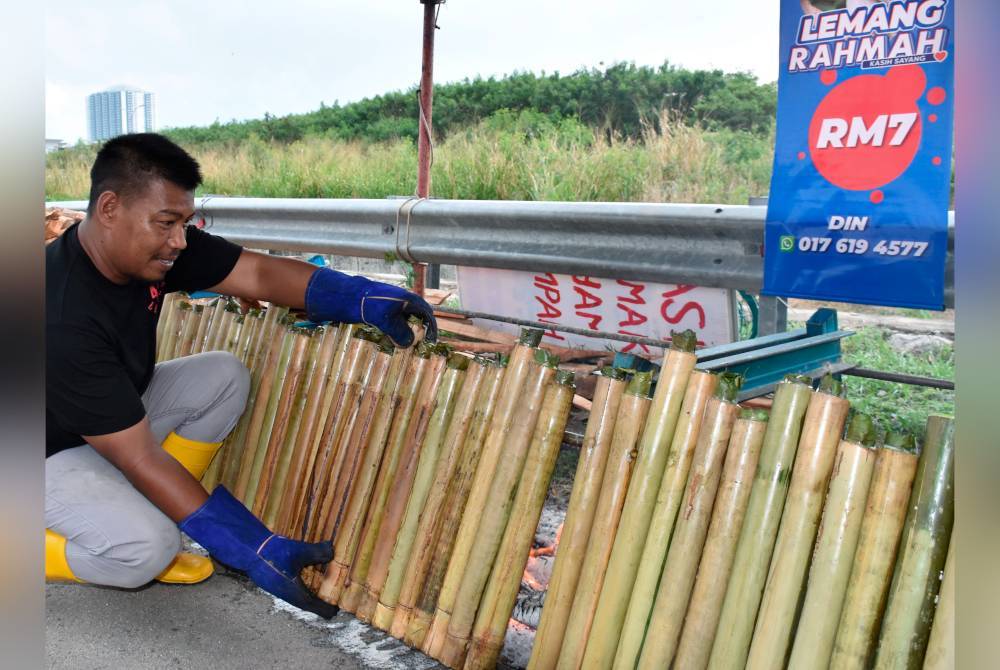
46, 568, 445, 670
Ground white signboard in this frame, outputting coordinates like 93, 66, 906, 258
457, 267, 736, 358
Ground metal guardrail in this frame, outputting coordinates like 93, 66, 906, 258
48, 197, 955, 307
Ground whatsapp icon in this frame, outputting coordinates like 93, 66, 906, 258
779, 235, 795, 252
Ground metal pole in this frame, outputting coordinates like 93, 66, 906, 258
414, 0, 441, 295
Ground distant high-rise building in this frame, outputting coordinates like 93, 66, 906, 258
86, 86, 156, 142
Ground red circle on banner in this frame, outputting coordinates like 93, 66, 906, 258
808, 66, 925, 191
797, 151, 806, 160
820, 69, 837, 86
929, 113, 938, 123
932, 156, 942, 166
870, 190, 884, 204
927, 86, 947, 105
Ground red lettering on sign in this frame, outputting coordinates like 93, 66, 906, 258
534, 273, 566, 341
619, 305, 648, 329
661, 284, 697, 299
661, 298, 707, 329
617, 279, 646, 304
619, 330, 652, 355
572, 275, 601, 289
572, 276, 603, 330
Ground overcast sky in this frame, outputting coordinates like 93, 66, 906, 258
46, 1, 780, 144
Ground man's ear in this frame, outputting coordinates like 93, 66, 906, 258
94, 190, 120, 229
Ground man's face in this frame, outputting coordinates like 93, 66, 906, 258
106, 178, 195, 283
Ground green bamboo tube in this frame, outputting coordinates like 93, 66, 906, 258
830, 432, 920, 670
238, 325, 296, 506
407, 361, 506, 650
875, 415, 955, 670
708, 374, 813, 670
157, 298, 188, 362
389, 357, 490, 637
206, 300, 238, 352
234, 307, 262, 363
201, 295, 227, 352
355, 346, 451, 622
189, 299, 215, 355
373, 353, 472, 632
528, 367, 629, 670
223, 311, 245, 355
438, 350, 559, 668
464, 371, 576, 670
339, 346, 433, 614
787, 413, 879, 670
261, 329, 324, 528
317, 343, 412, 603
747, 375, 852, 669
221, 313, 293, 492
554, 372, 653, 670
156, 291, 178, 346
598, 366, 717, 670
169, 301, 191, 361
632, 373, 743, 670
673, 408, 770, 670
922, 536, 954, 670
248, 327, 312, 515
582, 333, 698, 669
232, 323, 294, 501
174, 302, 202, 359
422, 329, 544, 657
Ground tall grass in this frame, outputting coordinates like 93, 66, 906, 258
46, 111, 773, 204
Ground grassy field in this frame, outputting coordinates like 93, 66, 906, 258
46, 112, 774, 205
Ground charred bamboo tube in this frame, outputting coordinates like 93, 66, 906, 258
340, 345, 434, 614
189, 299, 215, 355
787, 413, 879, 670
602, 366, 717, 670
554, 371, 653, 670
464, 371, 576, 670
673, 408, 770, 670
156, 291, 179, 346
406, 361, 507, 649
174, 302, 202, 359
318, 343, 414, 603
875, 415, 955, 670
708, 374, 813, 670
355, 345, 451, 621
830, 431, 920, 670
747, 375, 852, 669
422, 329, 544, 656
260, 329, 324, 528
528, 367, 628, 670
922, 536, 954, 670
248, 327, 312, 515
373, 353, 472, 631
438, 350, 560, 668
584, 332, 698, 669
158, 298, 188, 362
633, 373, 743, 670
232, 324, 294, 502
390, 358, 491, 637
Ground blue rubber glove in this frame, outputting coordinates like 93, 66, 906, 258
179, 486, 338, 619
304, 267, 438, 347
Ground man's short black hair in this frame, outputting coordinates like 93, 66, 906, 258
88, 133, 202, 215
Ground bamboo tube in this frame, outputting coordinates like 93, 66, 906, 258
747, 375, 852, 669
355, 345, 451, 621
156, 291, 178, 346
673, 408, 770, 670
234, 307, 262, 363
237, 325, 296, 505
554, 371, 653, 670
787, 413, 879, 670
599, 366, 717, 670
202, 295, 228, 352
875, 415, 955, 670
223, 311, 245, 355
189, 298, 215, 355
464, 371, 576, 670
260, 329, 324, 528
317, 343, 413, 603
373, 353, 472, 632
581, 333, 698, 669
632, 373, 743, 670
157, 298, 188, 362
708, 374, 813, 670
169, 301, 192, 361
340, 345, 434, 614
406, 361, 507, 649
206, 300, 237, 352
249, 327, 312, 515
922, 536, 954, 670
528, 367, 628, 670
438, 350, 559, 668
422, 329, 545, 655
174, 302, 202, 359
830, 432, 920, 670
389, 358, 490, 637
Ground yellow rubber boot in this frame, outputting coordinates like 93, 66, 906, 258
45, 529, 82, 582
161, 431, 222, 481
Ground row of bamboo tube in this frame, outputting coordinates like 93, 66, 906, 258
528, 338, 954, 669
156, 293, 582, 669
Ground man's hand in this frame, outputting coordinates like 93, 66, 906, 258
180, 486, 338, 619
304, 267, 437, 347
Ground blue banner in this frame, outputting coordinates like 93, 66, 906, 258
763, 0, 954, 309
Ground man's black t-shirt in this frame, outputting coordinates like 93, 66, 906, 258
46, 223, 242, 457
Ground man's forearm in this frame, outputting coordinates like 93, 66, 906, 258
210, 249, 317, 309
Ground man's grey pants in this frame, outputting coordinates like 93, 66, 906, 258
45, 352, 250, 588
